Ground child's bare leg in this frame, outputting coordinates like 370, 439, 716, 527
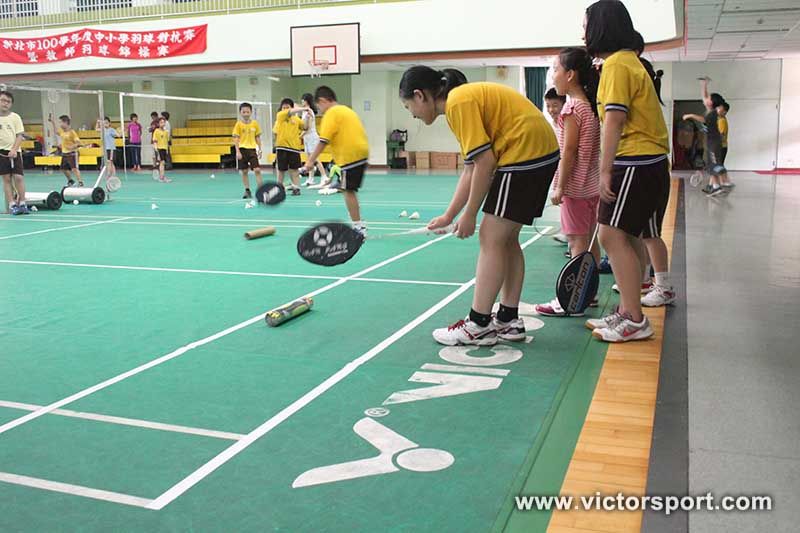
289, 169, 300, 188
2, 175, 14, 212
343, 190, 361, 222
14, 175, 26, 206
254, 167, 263, 187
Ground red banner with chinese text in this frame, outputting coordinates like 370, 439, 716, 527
0, 24, 207, 64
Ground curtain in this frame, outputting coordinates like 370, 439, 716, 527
525, 67, 548, 111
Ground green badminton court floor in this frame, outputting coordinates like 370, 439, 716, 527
0, 169, 614, 532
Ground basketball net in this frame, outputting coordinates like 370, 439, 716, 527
308, 60, 330, 79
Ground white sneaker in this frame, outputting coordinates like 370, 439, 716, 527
585, 311, 623, 331
552, 233, 568, 244
592, 315, 653, 343
641, 285, 676, 307
433, 318, 497, 346
353, 224, 368, 239
493, 316, 526, 341
302, 177, 315, 187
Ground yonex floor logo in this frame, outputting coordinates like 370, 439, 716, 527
292, 418, 454, 488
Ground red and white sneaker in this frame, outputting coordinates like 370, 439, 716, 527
641, 285, 676, 307
612, 281, 653, 294
433, 318, 497, 346
585, 311, 624, 331
493, 316, 526, 341
592, 315, 653, 343
535, 298, 582, 317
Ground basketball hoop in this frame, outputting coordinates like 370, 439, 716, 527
308, 60, 330, 79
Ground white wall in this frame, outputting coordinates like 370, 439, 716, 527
778, 59, 800, 168
0, 0, 678, 76
669, 61, 782, 171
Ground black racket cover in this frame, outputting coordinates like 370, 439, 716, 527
255, 181, 286, 206
297, 223, 364, 266
556, 251, 600, 314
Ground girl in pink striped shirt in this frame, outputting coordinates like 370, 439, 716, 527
536, 47, 602, 317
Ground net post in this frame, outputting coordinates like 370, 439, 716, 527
119, 91, 127, 180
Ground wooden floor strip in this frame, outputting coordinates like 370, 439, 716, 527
546, 178, 680, 533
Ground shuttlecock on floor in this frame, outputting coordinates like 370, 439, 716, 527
399, 210, 408, 218
72, 200, 79, 205
30, 205, 38, 212
315, 200, 322, 207
151, 203, 159, 210
245, 202, 254, 209
210, 173, 216, 179
409, 211, 420, 220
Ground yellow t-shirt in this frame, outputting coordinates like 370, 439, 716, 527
0, 112, 24, 151
152, 128, 170, 150
58, 129, 81, 153
597, 50, 669, 160
232, 119, 262, 150
718, 116, 728, 148
273, 110, 304, 152
318, 104, 369, 167
445, 82, 559, 169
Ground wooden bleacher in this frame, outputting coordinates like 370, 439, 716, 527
169, 118, 236, 166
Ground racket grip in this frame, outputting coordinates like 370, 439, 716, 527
265, 297, 313, 327
409, 223, 456, 236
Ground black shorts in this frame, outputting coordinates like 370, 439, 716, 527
721, 146, 728, 165
706, 145, 726, 176
341, 161, 368, 191
238, 148, 260, 171
276, 149, 301, 171
60, 152, 78, 170
598, 156, 670, 239
0, 151, 23, 176
156, 149, 168, 162
106, 149, 114, 161
483, 151, 559, 225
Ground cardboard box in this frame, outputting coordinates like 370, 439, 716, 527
431, 152, 458, 170
415, 151, 431, 169
398, 150, 416, 168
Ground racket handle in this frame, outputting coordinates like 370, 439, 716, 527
265, 297, 313, 327
407, 223, 456, 236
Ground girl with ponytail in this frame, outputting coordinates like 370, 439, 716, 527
399, 66, 560, 347
534, 47, 602, 317
582, 0, 673, 342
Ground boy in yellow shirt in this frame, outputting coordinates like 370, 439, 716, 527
1, 90, 29, 215
718, 102, 730, 164
233, 102, 263, 199
273, 98, 303, 195
152, 117, 171, 183
304, 86, 370, 235
49, 113, 85, 187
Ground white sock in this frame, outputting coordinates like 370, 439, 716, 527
654, 272, 671, 288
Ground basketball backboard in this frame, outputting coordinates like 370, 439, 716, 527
291, 23, 361, 77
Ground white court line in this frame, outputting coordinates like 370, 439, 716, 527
0, 259, 462, 287
19, 214, 436, 226
0, 400, 243, 441
0, 219, 443, 232
0, 217, 130, 240
147, 229, 549, 510
0, 216, 560, 233
0, 232, 454, 438
0, 472, 152, 509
